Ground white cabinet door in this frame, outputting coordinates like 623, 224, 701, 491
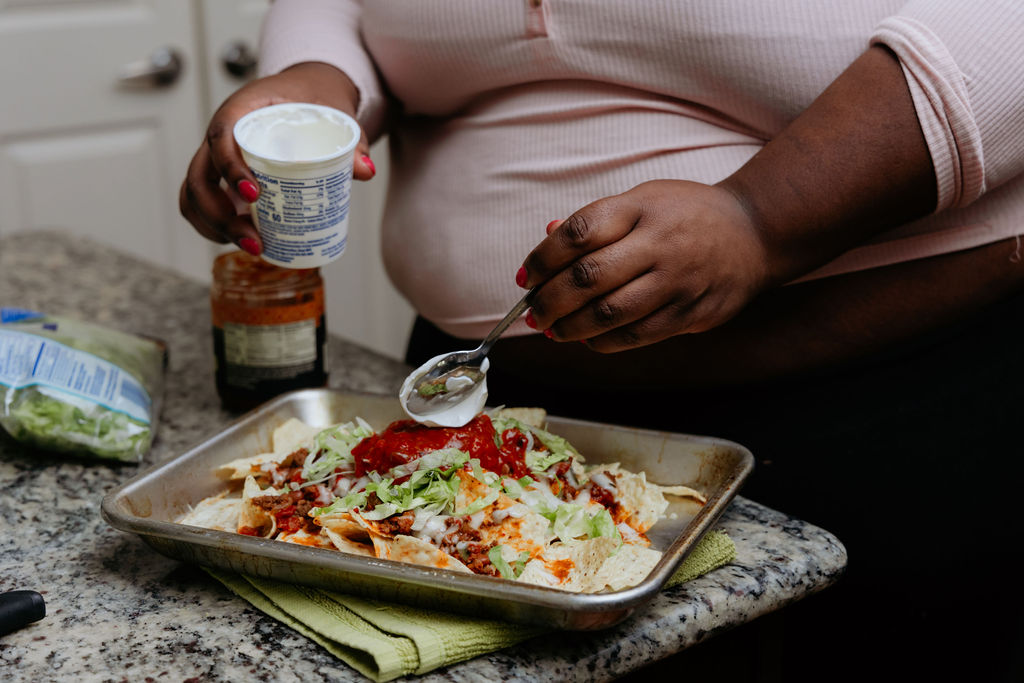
0, 0, 212, 282
196, 0, 268, 116
199, 0, 415, 361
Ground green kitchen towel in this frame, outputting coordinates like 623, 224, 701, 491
205, 530, 735, 682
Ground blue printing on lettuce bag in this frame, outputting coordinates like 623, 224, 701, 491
0, 329, 151, 424
1, 308, 43, 324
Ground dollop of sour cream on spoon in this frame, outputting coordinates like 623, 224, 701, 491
399, 354, 490, 427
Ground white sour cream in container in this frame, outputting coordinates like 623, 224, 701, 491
233, 103, 361, 269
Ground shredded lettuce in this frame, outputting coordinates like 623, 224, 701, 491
468, 457, 500, 488
518, 484, 561, 518
310, 488, 368, 517
301, 420, 374, 483
552, 503, 590, 541
455, 487, 499, 516
549, 503, 623, 544
469, 457, 487, 482
530, 429, 579, 461
311, 449, 468, 518
502, 477, 526, 499
399, 447, 464, 475
0, 311, 166, 462
4, 388, 150, 461
416, 381, 449, 397
494, 416, 580, 475
588, 508, 622, 544
487, 545, 531, 580
493, 416, 580, 470
525, 450, 569, 473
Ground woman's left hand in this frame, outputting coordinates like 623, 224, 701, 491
518, 179, 771, 352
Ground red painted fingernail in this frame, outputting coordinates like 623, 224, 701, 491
238, 180, 260, 203
545, 219, 562, 234
516, 266, 528, 288
543, 328, 554, 339
525, 310, 537, 329
361, 155, 376, 175
238, 237, 261, 256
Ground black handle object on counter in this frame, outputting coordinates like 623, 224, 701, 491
0, 590, 46, 636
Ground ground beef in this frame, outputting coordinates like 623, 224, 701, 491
588, 484, 615, 508
434, 517, 497, 576
550, 461, 578, 501
284, 448, 308, 469
253, 487, 321, 534
371, 510, 416, 536
461, 542, 499, 576
253, 490, 303, 513
436, 516, 482, 556
295, 499, 314, 519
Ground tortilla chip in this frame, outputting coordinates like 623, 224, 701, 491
238, 475, 277, 537
319, 513, 368, 539
606, 468, 670, 534
215, 418, 320, 481
319, 513, 376, 557
660, 484, 707, 504
519, 537, 619, 592
323, 528, 376, 557
179, 492, 240, 531
519, 538, 659, 592
216, 451, 288, 481
476, 505, 554, 555
454, 469, 497, 512
587, 543, 662, 591
277, 528, 335, 549
616, 521, 649, 546
374, 534, 472, 573
272, 417, 321, 453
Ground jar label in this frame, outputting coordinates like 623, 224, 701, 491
223, 320, 317, 367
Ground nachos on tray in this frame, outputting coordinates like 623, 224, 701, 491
180, 408, 706, 593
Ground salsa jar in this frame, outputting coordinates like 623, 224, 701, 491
210, 251, 328, 411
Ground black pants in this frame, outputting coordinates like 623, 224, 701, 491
406, 291, 1024, 681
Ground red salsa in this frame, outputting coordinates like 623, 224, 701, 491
351, 414, 532, 479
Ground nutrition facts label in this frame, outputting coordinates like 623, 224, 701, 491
252, 166, 351, 265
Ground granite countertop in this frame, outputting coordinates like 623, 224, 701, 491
0, 231, 847, 682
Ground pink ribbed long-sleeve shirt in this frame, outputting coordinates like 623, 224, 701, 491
260, 0, 1024, 339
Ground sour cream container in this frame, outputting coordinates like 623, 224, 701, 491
233, 102, 360, 269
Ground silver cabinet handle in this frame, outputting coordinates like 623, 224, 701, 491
222, 41, 257, 79
118, 47, 183, 88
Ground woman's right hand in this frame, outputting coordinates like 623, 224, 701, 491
179, 61, 375, 254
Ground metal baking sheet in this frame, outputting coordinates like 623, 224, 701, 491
101, 388, 753, 630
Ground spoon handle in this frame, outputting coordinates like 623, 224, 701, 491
477, 287, 536, 356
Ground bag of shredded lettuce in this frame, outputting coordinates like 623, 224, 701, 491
0, 308, 167, 462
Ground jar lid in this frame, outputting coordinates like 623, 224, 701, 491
213, 250, 320, 294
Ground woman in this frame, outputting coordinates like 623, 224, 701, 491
181, 2, 1024, 679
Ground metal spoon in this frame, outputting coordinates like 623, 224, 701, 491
402, 287, 536, 420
